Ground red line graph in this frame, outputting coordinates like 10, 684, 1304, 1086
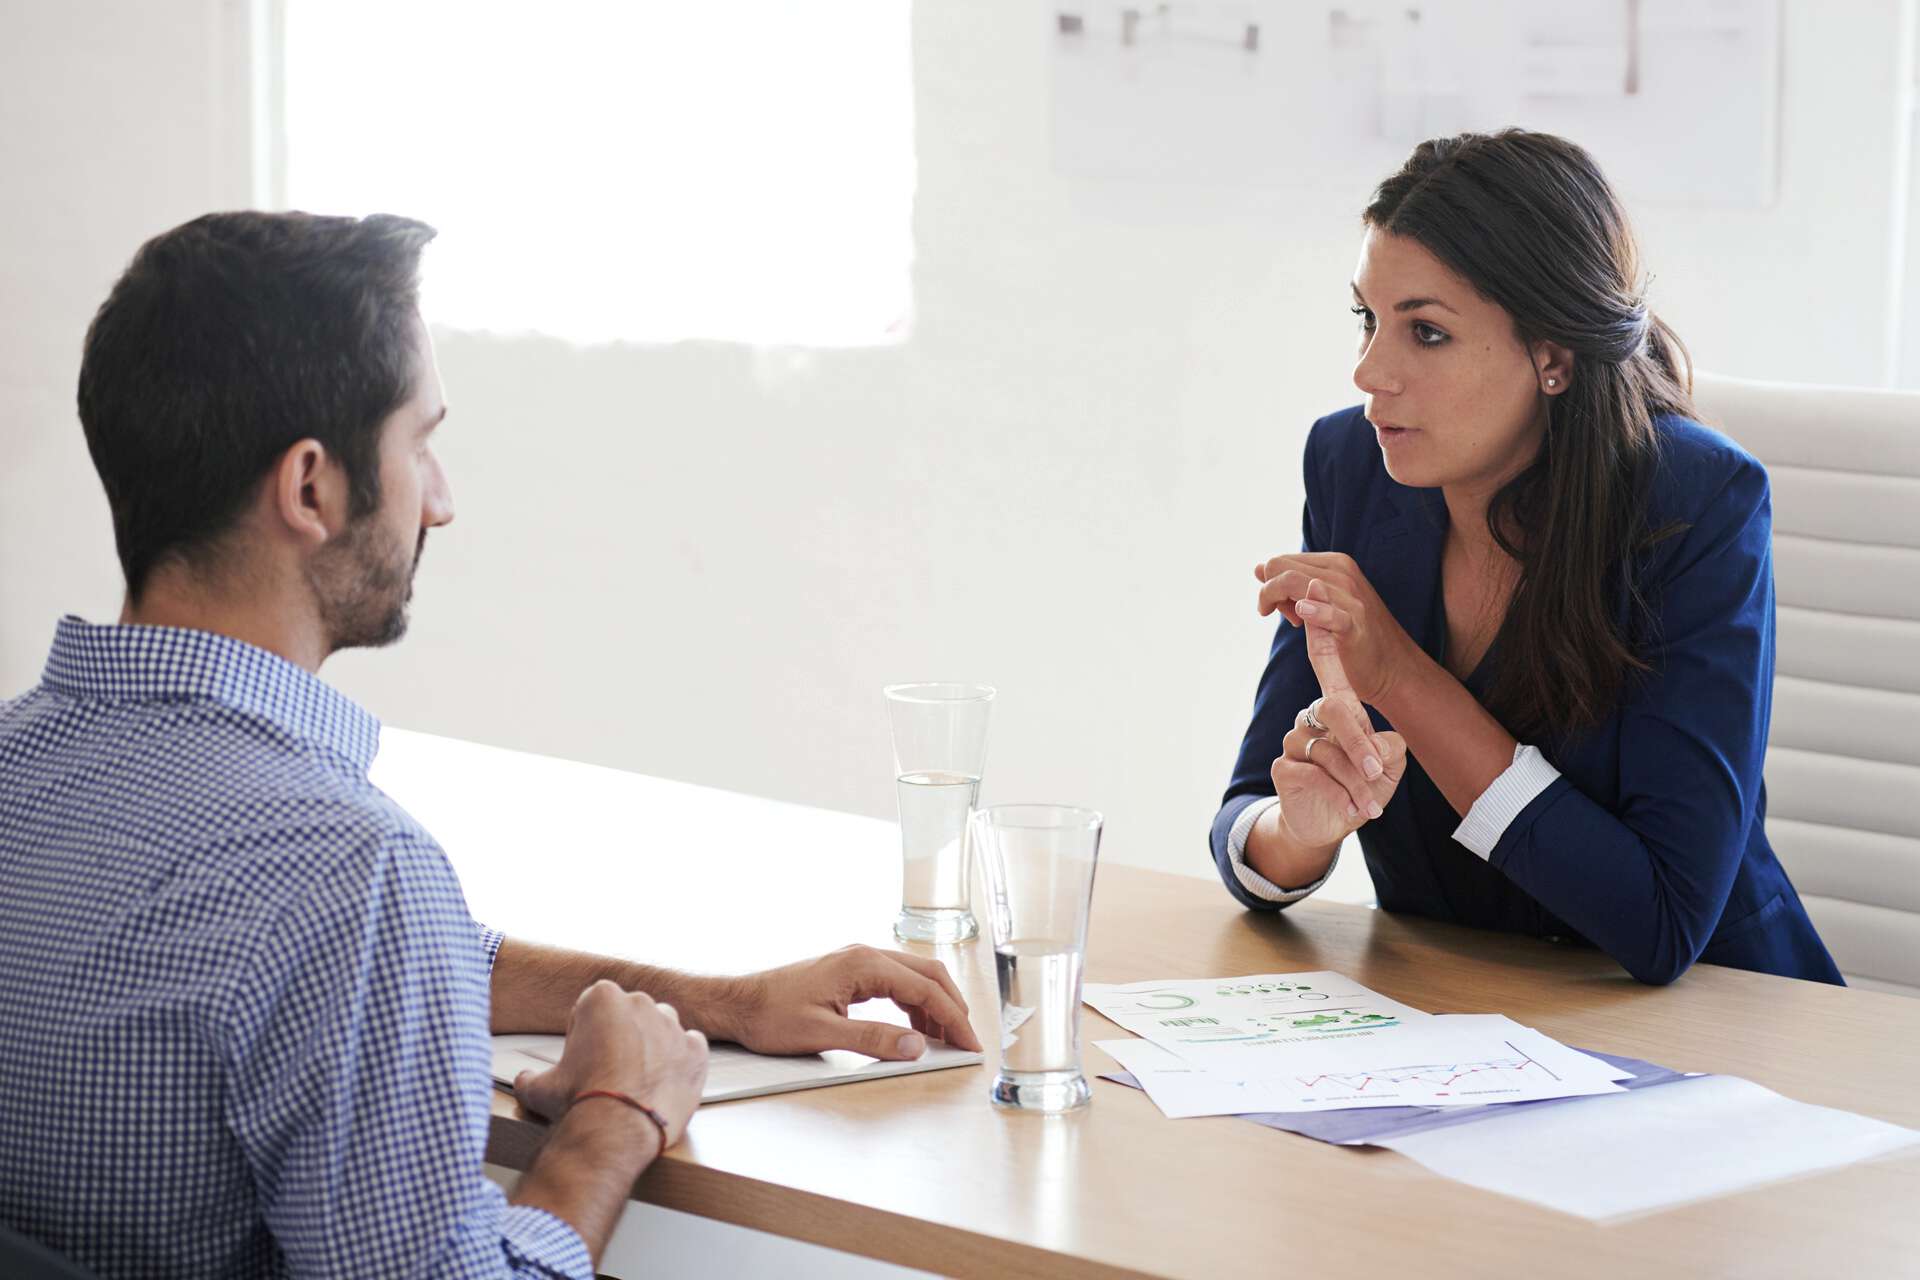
1296, 1042, 1563, 1094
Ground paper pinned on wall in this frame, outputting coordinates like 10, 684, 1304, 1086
1049, 0, 1782, 206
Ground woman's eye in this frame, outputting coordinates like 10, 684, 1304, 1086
1351, 304, 1375, 332
1412, 321, 1448, 346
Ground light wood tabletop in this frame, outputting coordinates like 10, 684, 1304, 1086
370, 728, 1920, 1280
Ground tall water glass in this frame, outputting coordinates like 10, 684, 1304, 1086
884, 682, 995, 944
970, 804, 1103, 1113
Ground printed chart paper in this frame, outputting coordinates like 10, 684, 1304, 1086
1083, 972, 1432, 1052
1085, 975, 1625, 1113
1104, 1047, 1680, 1141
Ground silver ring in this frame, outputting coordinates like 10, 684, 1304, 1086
1304, 736, 1323, 765
1303, 698, 1327, 733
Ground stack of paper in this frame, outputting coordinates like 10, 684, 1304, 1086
1083, 972, 1628, 1117
1376, 1073, 1920, 1220
1084, 972, 1920, 1221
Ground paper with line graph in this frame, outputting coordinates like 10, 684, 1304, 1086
1096, 1015, 1626, 1116
1084, 973, 1626, 1115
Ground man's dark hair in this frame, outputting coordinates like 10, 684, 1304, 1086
77, 210, 438, 602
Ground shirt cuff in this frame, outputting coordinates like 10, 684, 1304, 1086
499, 1203, 595, 1280
1225, 796, 1338, 903
478, 923, 505, 973
1452, 743, 1562, 860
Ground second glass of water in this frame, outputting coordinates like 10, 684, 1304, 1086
970, 803, 1104, 1114
884, 682, 994, 944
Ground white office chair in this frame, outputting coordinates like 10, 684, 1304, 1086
1691, 370, 1920, 995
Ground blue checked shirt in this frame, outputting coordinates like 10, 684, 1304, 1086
0, 618, 592, 1278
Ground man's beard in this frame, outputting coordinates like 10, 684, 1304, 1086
309, 520, 426, 654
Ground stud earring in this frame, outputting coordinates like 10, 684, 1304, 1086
1546, 378, 1558, 388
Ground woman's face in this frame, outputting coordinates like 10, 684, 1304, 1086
1349, 226, 1560, 496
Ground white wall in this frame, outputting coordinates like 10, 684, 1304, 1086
0, 0, 257, 685
3, 1, 1912, 894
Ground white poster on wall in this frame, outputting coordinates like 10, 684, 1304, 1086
1050, 0, 1781, 206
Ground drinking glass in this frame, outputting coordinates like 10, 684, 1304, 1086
884, 682, 994, 944
970, 803, 1104, 1113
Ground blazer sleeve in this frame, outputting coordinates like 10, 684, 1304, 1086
1209, 423, 1337, 909
1485, 452, 1776, 985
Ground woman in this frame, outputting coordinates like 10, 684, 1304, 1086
1212, 129, 1841, 986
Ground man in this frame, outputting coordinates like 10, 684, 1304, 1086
0, 211, 981, 1277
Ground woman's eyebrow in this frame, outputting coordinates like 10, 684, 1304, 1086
1350, 282, 1459, 315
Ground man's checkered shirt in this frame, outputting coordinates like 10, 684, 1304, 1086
0, 617, 592, 1278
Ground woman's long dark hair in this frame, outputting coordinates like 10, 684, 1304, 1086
1364, 129, 1694, 741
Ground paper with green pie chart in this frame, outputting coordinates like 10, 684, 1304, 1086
1082, 971, 1432, 1053
1082, 973, 1630, 1115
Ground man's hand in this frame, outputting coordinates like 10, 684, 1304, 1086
514, 979, 709, 1148
710, 945, 984, 1060
508, 982, 709, 1264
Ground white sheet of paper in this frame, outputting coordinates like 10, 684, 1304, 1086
492, 1034, 983, 1104
1085, 972, 1625, 1112
1083, 973, 1432, 1058
1097, 1015, 1627, 1115
1095, 1037, 1279, 1118
1377, 1073, 1920, 1220
1001, 1003, 1034, 1051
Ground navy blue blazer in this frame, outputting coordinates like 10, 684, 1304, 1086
1212, 405, 1843, 987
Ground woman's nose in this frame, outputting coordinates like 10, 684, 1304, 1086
1353, 337, 1401, 398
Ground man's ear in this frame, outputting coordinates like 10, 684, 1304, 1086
269, 440, 350, 548
1534, 340, 1575, 396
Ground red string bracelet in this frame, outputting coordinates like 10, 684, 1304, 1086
571, 1089, 671, 1151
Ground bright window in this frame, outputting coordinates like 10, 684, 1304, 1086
281, 0, 914, 346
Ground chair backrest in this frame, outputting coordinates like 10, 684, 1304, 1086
1690, 370, 1920, 996
0, 1223, 100, 1280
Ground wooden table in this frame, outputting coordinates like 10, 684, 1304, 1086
370, 729, 1920, 1280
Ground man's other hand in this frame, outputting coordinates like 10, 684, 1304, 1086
514, 980, 709, 1147
711, 945, 984, 1060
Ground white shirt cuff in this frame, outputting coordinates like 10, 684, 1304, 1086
1225, 796, 1338, 903
1452, 743, 1562, 860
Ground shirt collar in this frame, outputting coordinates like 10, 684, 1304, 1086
39, 615, 382, 771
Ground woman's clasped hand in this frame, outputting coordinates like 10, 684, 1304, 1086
1255, 553, 1410, 848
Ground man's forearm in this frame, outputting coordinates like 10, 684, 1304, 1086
509, 1102, 659, 1265
491, 937, 748, 1038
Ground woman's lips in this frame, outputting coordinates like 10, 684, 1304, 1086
1373, 421, 1417, 445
